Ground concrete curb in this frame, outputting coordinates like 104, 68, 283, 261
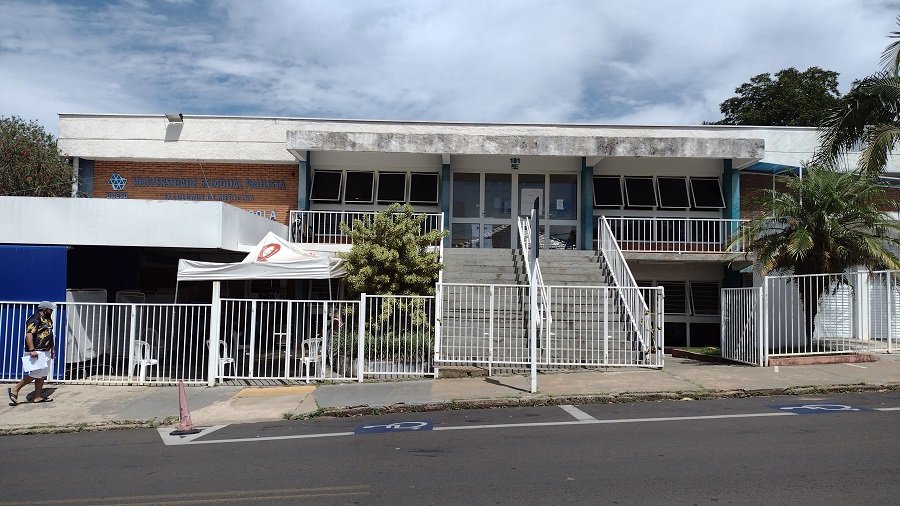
287, 382, 900, 419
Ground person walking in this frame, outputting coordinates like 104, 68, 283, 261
8, 301, 56, 405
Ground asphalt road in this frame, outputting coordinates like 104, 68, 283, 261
1, 391, 898, 505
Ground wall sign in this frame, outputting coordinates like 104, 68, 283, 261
94, 162, 298, 224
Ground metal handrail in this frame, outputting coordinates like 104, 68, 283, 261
517, 216, 552, 336
597, 216, 651, 355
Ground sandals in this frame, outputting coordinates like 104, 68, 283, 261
7, 387, 17, 405
31, 397, 53, 403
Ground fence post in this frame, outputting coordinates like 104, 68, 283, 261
207, 282, 221, 387
284, 301, 293, 379
603, 287, 609, 367
248, 300, 257, 378
761, 281, 769, 367
889, 273, 894, 353
128, 303, 138, 383
434, 283, 442, 378
357, 293, 366, 383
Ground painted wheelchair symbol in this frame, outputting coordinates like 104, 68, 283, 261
779, 404, 860, 412
361, 421, 431, 431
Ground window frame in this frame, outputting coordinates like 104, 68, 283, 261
624, 176, 658, 208
408, 172, 440, 205
593, 176, 624, 208
689, 177, 726, 209
343, 171, 375, 203
309, 170, 343, 202
376, 172, 407, 204
656, 176, 691, 209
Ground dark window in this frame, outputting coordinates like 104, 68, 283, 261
310, 171, 342, 202
690, 282, 720, 315
658, 281, 687, 314
344, 171, 374, 203
624, 177, 657, 208
657, 177, 690, 209
377, 172, 407, 203
409, 173, 439, 204
690, 178, 726, 209
593, 176, 623, 207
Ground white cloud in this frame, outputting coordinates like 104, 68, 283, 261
1, 0, 898, 136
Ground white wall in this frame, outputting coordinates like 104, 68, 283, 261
0, 197, 286, 251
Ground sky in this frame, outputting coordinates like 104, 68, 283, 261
1, 0, 899, 136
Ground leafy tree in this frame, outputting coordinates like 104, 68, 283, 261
338, 203, 446, 296
731, 165, 900, 345
0, 116, 73, 197
817, 17, 900, 175
710, 67, 841, 126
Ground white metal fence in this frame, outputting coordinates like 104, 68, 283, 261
437, 283, 664, 371
721, 288, 764, 366
720, 271, 899, 366
604, 217, 749, 253
0, 301, 211, 385
289, 210, 444, 245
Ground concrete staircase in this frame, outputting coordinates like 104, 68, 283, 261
439, 249, 651, 368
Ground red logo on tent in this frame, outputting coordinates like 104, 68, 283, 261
257, 243, 281, 262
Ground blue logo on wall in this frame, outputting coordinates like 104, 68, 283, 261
108, 173, 128, 191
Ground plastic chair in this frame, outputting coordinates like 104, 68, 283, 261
133, 339, 159, 383
298, 336, 322, 382
207, 339, 235, 379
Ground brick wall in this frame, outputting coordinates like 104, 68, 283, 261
92, 161, 299, 224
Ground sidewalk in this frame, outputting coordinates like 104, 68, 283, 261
2, 354, 899, 434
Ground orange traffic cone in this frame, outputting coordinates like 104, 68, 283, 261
170, 380, 201, 436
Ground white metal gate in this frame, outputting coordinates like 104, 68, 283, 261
721, 287, 765, 366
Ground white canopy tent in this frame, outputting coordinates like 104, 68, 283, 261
176, 232, 346, 298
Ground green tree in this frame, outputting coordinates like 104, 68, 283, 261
0, 116, 73, 197
732, 165, 900, 344
817, 18, 900, 175
710, 67, 841, 126
338, 203, 446, 296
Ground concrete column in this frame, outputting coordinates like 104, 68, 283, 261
297, 152, 311, 211
441, 162, 451, 247
722, 159, 742, 288
580, 158, 593, 250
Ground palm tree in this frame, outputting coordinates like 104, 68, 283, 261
816, 17, 900, 175
732, 165, 900, 345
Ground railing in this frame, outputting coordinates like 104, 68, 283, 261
545, 285, 664, 368
436, 283, 664, 370
517, 216, 552, 337
289, 210, 444, 245
218, 299, 360, 382
0, 301, 211, 385
764, 271, 898, 357
603, 217, 749, 253
360, 294, 436, 378
721, 288, 765, 366
597, 217, 651, 356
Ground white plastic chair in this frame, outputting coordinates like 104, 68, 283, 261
207, 339, 235, 379
298, 336, 322, 382
133, 339, 159, 383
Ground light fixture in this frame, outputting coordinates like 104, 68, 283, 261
165, 112, 184, 123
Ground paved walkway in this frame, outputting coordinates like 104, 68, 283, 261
2, 354, 898, 433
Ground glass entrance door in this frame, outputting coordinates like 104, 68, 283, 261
451, 172, 577, 249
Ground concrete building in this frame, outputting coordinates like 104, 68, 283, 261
3, 113, 890, 346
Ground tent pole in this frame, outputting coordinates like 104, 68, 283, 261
174, 282, 179, 303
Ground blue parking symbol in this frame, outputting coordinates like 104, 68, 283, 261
771, 403, 872, 414
355, 421, 434, 434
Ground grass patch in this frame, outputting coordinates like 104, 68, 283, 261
678, 346, 721, 357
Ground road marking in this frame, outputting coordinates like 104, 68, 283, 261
355, 421, 433, 434
844, 363, 867, 369
159, 411, 798, 445
876, 407, 900, 411
156, 425, 227, 446
772, 403, 873, 414
559, 404, 597, 422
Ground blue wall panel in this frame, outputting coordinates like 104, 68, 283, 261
0, 245, 67, 302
